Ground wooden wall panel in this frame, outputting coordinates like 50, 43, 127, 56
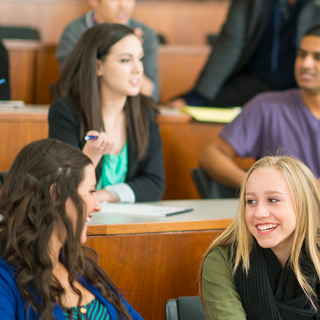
8, 50, 36, 103
158, 45, 210, 102
0, 1, 229, 45
159, 120, 224, 199
0, 1, 90, 43
4, 40, 60, 104
5, 41, 211, 104
86, 230, 222, 320
133, 1, 229, 45
35, 50, 60, 104
0, 121, 48, 170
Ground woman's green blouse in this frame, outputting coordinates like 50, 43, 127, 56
96, 142, 128, 190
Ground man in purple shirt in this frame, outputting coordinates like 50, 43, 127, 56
200, 25, 320, 188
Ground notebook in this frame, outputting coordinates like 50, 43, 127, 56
99, 202, 193, 217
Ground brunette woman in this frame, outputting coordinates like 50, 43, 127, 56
49, 23, 165, 203
0, 138, 143, 320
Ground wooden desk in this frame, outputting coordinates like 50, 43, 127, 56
86, 199, 238, 320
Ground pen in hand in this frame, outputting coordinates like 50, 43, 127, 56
84, 135, 98, 141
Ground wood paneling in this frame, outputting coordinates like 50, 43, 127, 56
0, 1, 90, 43
0, 1, 229, 45
35, 50, 60, 104
0, 107, 48, 170
133, 1, 229, 45
158, 45, 210, 102
5, 41, 211, 104
86, 230, 222, 320
8, 50, 36, 104
4, 40, 60, 104
87, 217, 232, 235
159, 119, 223, 199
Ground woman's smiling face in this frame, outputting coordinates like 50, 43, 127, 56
245, 167, 296, 266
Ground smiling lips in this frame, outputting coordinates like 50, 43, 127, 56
85, 215, 92, 224
256, 223, 279, 232
299, 71, 316, 80
130, 79, 140, 86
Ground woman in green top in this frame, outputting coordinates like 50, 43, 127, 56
49, 23, 165, 203
200, 156, 320, 320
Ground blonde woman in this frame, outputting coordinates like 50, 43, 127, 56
200, 156, 320, 320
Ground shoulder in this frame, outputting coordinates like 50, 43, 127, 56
49, 97, 80, 123
61, 15, 87, 38
0, 258, 18, 292
130, 19, 158, 48
204, 246, 231, 264
0, 257, 15, 277
50, 96, 79, 114
203, 246, 232, 277
130, 19, 156, 37
246, 89, 300, 108
237, 89, 301, 117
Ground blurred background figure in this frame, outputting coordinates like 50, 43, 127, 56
56, 0, 159, 101
0, 40, 10, 100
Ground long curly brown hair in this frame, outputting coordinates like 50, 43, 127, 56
0, 139, 132, 320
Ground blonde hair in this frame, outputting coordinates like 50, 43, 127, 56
200, 156, 320, 317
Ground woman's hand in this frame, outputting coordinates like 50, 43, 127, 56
82, 130, 114, 167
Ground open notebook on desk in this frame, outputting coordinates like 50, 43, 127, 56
182, 106, 241, 123
0, 100, 24, 108
99, 202, 193, 217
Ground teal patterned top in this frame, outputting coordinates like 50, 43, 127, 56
63, 297, 110, 320
96, 142, 128, 190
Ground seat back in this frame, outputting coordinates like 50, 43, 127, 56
165, 296, 206, 320
190, 167, 238, 199
0, 26, 40, 40
165, 299, 179, 320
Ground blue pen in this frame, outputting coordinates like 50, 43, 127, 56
0, 78, 5, 85
84, 135, 98, 141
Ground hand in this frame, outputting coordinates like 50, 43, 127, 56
165, 98, 187, 108
84, 130, 114, 155
96, 189, 117, 203
82, 130, 114, 168
134, 27, 144, 43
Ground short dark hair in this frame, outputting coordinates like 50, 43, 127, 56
303, 24, 320, 38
